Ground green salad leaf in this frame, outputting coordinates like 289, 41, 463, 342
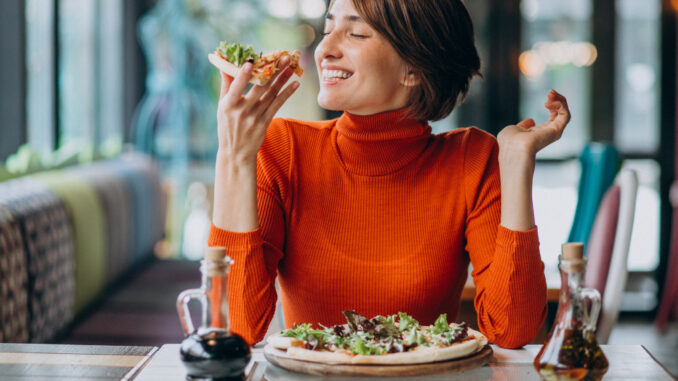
342, 310, 361, 332
373, 316, 400, 338
279, 311, 470, 355
397, 312, 420, 332
217, 42, 260, 66
349, 336, 386, 355
281, 323, 313, 340
428, 313, 451, 335
375, 314, 396, 326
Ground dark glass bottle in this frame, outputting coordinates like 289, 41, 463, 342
177, 247, 250, 381
534, 242, 609, 381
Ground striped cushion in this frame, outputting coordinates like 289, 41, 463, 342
29, 172, 107, 315
0, 179, 75, 342
0, 207, 29, 343
101, 155, 164, 262
119, 154, 165, 248
66, 164, 133, 286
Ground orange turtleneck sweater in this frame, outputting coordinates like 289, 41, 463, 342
208, 109, 547, 349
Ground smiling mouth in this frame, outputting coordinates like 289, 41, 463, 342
322, 69, 353, 82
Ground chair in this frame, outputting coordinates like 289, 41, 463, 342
568, 144, 620, 249
585, 186, 620, 297
655, 181, 678, 331
585, 169, 638, 343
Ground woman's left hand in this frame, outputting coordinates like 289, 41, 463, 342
497, 89, 570, 158
496, 89, 570, 231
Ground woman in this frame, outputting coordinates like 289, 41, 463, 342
209, 0, 569, 349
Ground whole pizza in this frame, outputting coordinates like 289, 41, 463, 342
266, 310, 488, 365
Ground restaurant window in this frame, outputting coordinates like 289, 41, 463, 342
25, 0, 55, 155
98, 0, 125, 155
58, 0, 97, 149
615, 0, 661, 273
520, 0, 593, 269
615, 0, 660, 154
522, 0, 662, 280
57, 0, 124, 154
520, 0, 593, 159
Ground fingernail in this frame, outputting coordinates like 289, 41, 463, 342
292, 82, 300, 89
243, 63, 252, 72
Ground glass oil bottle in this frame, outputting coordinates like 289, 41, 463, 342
534, 242, 609, 381
177, 247, 250, 381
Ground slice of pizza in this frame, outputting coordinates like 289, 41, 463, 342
208, 42, 303, 86
266, 310, 488, 365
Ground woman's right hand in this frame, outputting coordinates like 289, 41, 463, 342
216, 55, 300, 166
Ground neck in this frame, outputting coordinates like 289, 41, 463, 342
333, 108, 431, 176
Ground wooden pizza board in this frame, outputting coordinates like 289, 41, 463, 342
263, 344, 493, 377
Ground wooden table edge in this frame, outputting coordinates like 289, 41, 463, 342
641, 345, 678, 381
122, 346, 159, 381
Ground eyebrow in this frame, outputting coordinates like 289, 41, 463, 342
325, 13, 364, 23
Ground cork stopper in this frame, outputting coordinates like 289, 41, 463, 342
202, 247, 232, 277
560, 242, 585, 273
205, 247, 226, 261
562, 242, 584, 260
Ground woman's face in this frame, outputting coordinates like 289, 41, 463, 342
314, 0, 414, 115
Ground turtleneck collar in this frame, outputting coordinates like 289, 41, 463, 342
333, 108, 432, 176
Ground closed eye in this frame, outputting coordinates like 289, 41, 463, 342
350, 34, 368, 39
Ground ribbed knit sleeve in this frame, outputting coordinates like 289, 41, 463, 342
462, 127, 547, 348
207, 118, 291, 345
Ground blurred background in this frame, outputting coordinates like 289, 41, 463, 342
0, 0, 677, 374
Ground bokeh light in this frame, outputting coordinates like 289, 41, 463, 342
519, 50, 546, 78
299, 0, 327, 19
520, 41, 597, 78
268, 0, 297, 19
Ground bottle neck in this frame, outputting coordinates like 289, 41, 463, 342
558, 255, 586, 297
555, 258, 587, 330
200, 261, 230, 333
559, 269, 584, 297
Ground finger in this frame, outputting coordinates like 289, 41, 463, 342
544, 90, 570, 124
246, 62, 292, 103
277, 55, 291, 69
516, 118, 536, 129
258, 66, 295, 107
543, 111, 568, 131
225, 63, 254, 105
262, 81, 300, 121
545, 89, 569, 111
553, 90, 570, 119
245, 55, 292, 101
219, 72, 234, 100
544, 90, 560, 120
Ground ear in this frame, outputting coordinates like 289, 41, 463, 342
401, 68, 420, 87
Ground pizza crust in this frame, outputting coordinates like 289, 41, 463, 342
266, 333, 296, 350
208, 51, 303, 87
266, 327, 488, 365
207, 53, 269, 86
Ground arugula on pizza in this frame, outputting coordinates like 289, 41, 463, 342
208, 42, 303, 86
266, 310, 488, 365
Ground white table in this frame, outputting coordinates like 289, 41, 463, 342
134, 343, 676, 380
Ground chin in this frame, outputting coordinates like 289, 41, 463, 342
317, 94, 344, 112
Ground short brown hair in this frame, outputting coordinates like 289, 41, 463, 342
340, 0, 481, 121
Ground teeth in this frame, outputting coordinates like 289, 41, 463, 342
323, 69, 352, 81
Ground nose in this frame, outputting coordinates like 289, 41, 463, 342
316, 31, 343, 61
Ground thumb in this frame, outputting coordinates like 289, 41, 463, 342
516, 118, 535, 129
219, 71, 234, 100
